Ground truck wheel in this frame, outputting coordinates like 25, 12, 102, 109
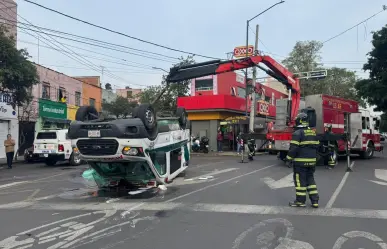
45, 158, 57, 166
360, 142, 374, 159
134, 104, 158, 140
69, 153, 82, 166
176, 107, 188, 129
75, 106, 99, 121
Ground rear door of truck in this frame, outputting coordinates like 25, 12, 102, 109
33, 131, 59, 157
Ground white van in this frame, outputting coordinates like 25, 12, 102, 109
68, 104, 190, 189
33, 129, 81, 166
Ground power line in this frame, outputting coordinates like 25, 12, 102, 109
323, 7, 386, 44
21, 0, 220, 60
0, 8, 139, 88
0, 17, 180, 61
14, 24, 178, 63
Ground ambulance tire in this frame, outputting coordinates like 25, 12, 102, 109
135, 104, 156, 129
176, 107, 188, 129
75, 106, 99, 121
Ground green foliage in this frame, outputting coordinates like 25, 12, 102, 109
137, 55, 195, 112
102, 96, 138, 118
355, 25, 387, 112
0, 26, 39, 105
282, 41, 323, 72
282, 40, 363, 105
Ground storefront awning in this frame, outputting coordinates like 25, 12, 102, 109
43, 117, 72, 124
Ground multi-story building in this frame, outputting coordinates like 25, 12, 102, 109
116, 87, 142, 103
0, 0, 17, 40
73, 76, 102, 113
177, 72, 287, 151
16, 64, 84, 154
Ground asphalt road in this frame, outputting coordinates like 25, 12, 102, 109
0, 152, 386, 249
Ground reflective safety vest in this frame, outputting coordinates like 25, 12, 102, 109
286, 127, 319, 167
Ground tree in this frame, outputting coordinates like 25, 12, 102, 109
17, 94, 38, 157
0, 26, 39, 105
282, 40, 363, 104
102, 96, 138, 118
282, 41, 323, 73
105, 83, 112, 90
137, 55, 195, 112
355, 25, 387, 112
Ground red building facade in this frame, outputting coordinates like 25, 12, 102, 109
177, 71, 287, 151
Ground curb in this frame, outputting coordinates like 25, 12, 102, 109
191, 152, 266, 157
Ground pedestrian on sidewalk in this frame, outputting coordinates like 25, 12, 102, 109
236, 132, 243, 155
217, 128, 223, 152
4, 134, 15, 169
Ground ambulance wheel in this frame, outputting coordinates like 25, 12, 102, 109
75, 106, 99, 121
135, 104, 156, 130
176, 107, 188, 129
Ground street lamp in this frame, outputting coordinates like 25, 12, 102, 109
152, 67, 168, 73
244, 0, 285, 116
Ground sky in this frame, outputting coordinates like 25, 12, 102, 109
12, 0, 387, 93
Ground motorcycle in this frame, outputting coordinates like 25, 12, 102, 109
192, 136, 209, 153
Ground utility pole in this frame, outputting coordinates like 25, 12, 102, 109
249, 24, 259, 132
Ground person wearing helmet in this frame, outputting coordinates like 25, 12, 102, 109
286, 112, 320, 208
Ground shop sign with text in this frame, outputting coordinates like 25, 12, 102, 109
39, 98, 67, 119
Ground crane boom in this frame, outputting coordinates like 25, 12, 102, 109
166, 55, 300, 123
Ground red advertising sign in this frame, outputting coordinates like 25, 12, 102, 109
257, 101, 270, 115
233, 46, 254, 58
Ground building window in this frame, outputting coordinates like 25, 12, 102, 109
42, 83, 50, 99
75, 92, 81, 106
237, 87, 246, 99
58, 87, 66, 103
195, 79, 213, 91
89, 98, 96, 107
127, 91, 133, 98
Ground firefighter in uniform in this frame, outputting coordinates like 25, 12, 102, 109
324, 124, 337, 169
286, 113, 320, 208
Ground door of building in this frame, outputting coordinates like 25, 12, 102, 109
0, 121, 10, 158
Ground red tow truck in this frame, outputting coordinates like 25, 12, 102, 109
166, 55, 383, 161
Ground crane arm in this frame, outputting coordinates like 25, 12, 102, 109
166, 55, 300, 122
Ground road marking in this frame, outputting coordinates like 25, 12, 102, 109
261, 173, 294, 189
26, 189, 41, 201
171, 168, 238, 186
0, 181, 29, 189
332, 231, 387, 249
370, 169, 387, 186
4, 201, 387, 220
326, 161, 354, 208
166, 164, 276, 203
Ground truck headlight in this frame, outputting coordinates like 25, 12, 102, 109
73, 147, 80, 154
122, 146, 138, 156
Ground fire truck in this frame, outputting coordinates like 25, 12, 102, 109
166, 55, 383, 160
271, 94, 383, 161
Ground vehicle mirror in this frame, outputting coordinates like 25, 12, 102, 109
375, 119, 381, 130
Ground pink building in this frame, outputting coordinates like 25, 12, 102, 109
0, 0, 17, 40
116, 87, 142, 103
20, 64, 84, 122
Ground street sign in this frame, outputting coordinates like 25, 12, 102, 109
233, 45, 254, 58
293, 70, 327, 80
